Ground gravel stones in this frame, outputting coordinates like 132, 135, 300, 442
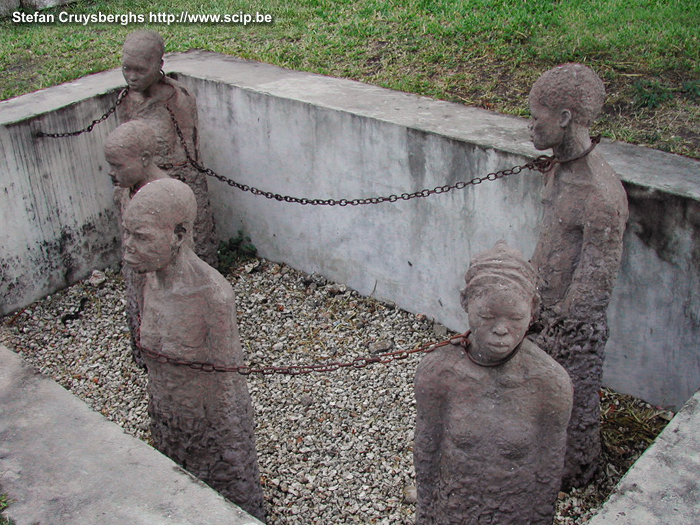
0, 258, 659, 524
2, 272, 151, 441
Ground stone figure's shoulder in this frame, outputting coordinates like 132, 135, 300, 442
586, 154, 629, 213
416, 343, 470, 384
183, 250, 235, 305
164, 76, 197, 110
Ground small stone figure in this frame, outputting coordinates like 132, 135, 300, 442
528, 64, 629, 488
414, 241, 573, 525
105, 120, 168, 366
118, 30, 217, 266
122, 178, 265, 521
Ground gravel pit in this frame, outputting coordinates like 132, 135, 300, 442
0, 258, 671, 524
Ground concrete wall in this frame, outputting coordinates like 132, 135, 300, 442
1, 52, 698, 410
22, 0, 76, 9
1, 0, 75, 16
587, 388, 700, 525
0, 71, 123, 315
0, 0, 19, 17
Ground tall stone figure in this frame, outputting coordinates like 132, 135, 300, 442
528, 64, 629, 488
105, 120, 169, 366
122, 178, 265, 521
414, 241, 573, 525
118, 30, 217, 266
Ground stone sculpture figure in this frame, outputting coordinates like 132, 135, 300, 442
122, 178, 265, 521
528, 64, 629, 488
414, 241, 573, 525
105, 120, 168, 366
118, 29, 217, 266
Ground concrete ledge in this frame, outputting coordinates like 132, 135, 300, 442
0, 0, 19, 17
588, 389, 700, 525
0, 345, 263, 525
1, 0, 76, 15
161, 52, 700, 199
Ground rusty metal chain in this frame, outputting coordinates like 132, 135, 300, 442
138, 332, 468, 375
164, 105, 560, 205
35, 87, 130, 138
32, 84, 599, 202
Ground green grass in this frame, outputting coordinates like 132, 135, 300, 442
1, 0, 699, 157
0, 493, 14, 525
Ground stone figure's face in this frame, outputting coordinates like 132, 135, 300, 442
105, 147, 146, 188
121, 47, 161, 93
122, 212, 178, 274
529, 100, 567, 151
468, 288, 531, 359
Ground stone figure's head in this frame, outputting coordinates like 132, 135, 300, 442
105, 120, 158, 189
528, 63, 605, 151
122, 30, 165, 92
122, 178, 196, 274
461, 241, 539, 361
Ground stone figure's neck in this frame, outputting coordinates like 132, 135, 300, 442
552, 125, 593, 163
135, 76, 169, 100
153, 247, 189, 290
139, 83, 159, 99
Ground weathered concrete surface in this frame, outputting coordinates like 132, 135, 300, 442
21, 0, 75, 9
588, 389, 700, 525
0, 70, 125, 316
0, 0, 19, 18
0, 344, 263, 525
1, 52, 699, 409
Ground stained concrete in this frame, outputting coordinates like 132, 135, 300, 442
0, 78, 123, 317
0, 0, 19, 17
0, 344, 263, 525
1, 52, 699, 409
22, 0, 74, 9
587, 389, 700, 525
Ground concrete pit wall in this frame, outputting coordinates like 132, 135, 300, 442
1, 0, 77, 18
1, 71, 123, 314
1, 52, 699, 410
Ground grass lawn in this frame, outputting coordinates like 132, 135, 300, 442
0, 493, 13, 525
1, 0, 698, 158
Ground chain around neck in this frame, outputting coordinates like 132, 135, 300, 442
462, 335, 523, 367
554, 135, 602, 164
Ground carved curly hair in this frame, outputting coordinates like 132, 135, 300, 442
529, 63, 605, 127
123, 30, 165, 62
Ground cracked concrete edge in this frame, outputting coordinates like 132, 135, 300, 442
587, 389, 700, 525
1, 51, 698, 199
0, 344, 264, 525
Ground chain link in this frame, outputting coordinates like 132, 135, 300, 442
164, 105, 558, 205
35, 87, 129, 138
33, 85, 600, 203
138, 332, 468, 375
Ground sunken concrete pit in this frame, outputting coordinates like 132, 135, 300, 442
1, 52, 700, 523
